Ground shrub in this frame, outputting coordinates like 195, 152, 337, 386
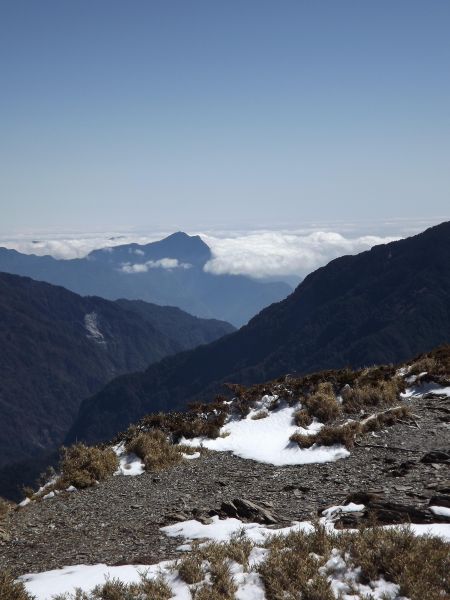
341, 377, 403, 412
0, 496, 12, 519
193, 558, 237, 600
125, 430, 182, 471
177, 553, 204, 584
304, 383, 341, 422
290, 422, 361, 450
361, 405, 411, 433
293, 409, 312, 428
259, 524, 450, 600
0, 571, 34, 600
60, 443, 118, 489
251, 410, 269, 420
53, 574, 172, 599
409, 356, 438, 376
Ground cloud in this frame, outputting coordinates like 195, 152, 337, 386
0, 218, 442, 281
201, 230, 399, 279
120, 258, 191, 273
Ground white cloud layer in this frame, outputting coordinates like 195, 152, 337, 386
1, 218, 441, 281
201, 230, 398, 279
120, 258, 191, 273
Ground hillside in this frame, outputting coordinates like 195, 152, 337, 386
69, 221, 450, 445
1, 346, 449, 598
0, 232, 292, 326
0, 272, 233, 478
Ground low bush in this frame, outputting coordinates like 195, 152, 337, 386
0, 571, 34, 600
125, 430, 182, 471
341, 377, 403, 412
0, 496, 12, 519
293, 409, 312, 428
177, 552, 204, 584
361, 405, 412, 433
251, 409, 269, 420
59, 443, 118, 489
53, 574, 172, 600
258, 524, 449, 600
290, 422, 361, 450
409, 356, 438, 376
304, 382, 341, 422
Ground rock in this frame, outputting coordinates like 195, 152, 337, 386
429, 494, 450, 508
421, 450, 450, 464
220, 498, 278, 524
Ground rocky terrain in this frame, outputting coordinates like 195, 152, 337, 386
1, 351, 449, 583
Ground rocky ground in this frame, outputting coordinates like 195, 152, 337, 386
1, 391, 449, 579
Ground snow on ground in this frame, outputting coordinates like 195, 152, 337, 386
84, 312, 106, 343
113, 443, 145, 476
180, 399, 349, 466
401, 382, 450, 398
21, 561, 191, 600
20, 504, 450, 599
430, 505, 450, 518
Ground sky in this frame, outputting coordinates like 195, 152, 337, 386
0, 0, 449, 234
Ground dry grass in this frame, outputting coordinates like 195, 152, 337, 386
341, 377, 404, 412
0, 571, 34, 600
192, 558, 237, 600
409, 356, 438, 375
251, 409, 269, 420
360, 405, 412, 433
258, 524, 450, 600
337, 526, 450, 600
125, 430, 183, 471
258, 526, 334, 600
303, 382, 342, 422
0, 496, 12, 520
291, 421, 361, 450
59, 443, 118, 489
177, 552, 205, 584
293, 408, 313, 428
53, 573, 172, 600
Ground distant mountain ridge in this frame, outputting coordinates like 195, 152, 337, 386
68, 221, 450, 445
0, 232, 292, 326
0, 272, 234, 473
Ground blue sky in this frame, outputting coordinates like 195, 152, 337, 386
0, 0, 449, 232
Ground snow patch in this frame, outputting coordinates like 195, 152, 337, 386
84, 312, 105, 343
180, 403, 349, 467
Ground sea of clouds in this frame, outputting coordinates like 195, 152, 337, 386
0, 219, 441, 282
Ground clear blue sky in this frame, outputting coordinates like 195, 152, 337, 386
0, 0, 449, 232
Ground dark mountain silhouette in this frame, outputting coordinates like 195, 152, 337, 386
0, 232, 291, 326
68, 221, 450, 446
0, 272, 234, 472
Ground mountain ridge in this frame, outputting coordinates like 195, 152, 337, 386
0, 271, 234, 475
68, 221, 450, 445
0, 232, 291, 326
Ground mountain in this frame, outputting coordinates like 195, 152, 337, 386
0, 272, 234, 472
0, 232, 292, 326
68, 221, 450, 445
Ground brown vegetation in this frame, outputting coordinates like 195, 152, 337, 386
290, 422, 361, 450
59, 443, 118, 489
125, 430, 183, 471
303, 382, 342, 422
250, 409, 269, 420
258, 524, 449, 600
0, 571, 34, 600
293, 408, 312, 428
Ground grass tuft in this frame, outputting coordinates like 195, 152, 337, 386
0, 571, 34, 600
125, 430, 182, 471
304, 382, 341, 422
59, 443, 118, 489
